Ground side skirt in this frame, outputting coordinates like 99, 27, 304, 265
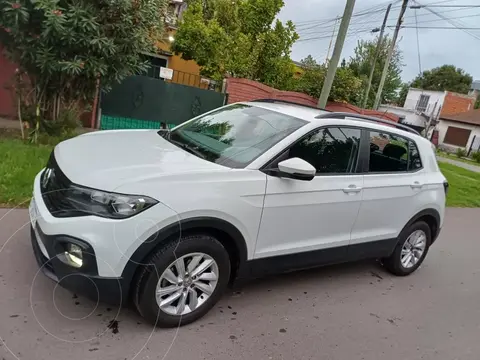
237, 239, 398, 280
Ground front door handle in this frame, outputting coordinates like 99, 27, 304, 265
410, 181, 423, 189
343, 185, 362, 193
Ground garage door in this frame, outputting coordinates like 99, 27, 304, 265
444, 126, 471, 147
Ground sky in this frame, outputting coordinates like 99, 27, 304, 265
278, 0, 480, 83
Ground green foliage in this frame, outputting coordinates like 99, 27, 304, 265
42, 105, 82, 136
397, 83, 409, 107
348, 36, 403, 108
330, 67, 362, 104
471, 151, 480, 163
0, 0, 166, 122
293, 56, 326, 99
475, 97, 480, 110
293, 56, 362, 103
410, 65, 472, 94
172, 0, 298, 89
456, 147, 467, 158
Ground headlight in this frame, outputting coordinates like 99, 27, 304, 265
62, 186, 158, 219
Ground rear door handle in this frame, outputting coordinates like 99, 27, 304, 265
343, 185, 362, 193
410, 181, 423, 189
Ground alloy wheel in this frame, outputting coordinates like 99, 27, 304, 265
401, 230, 427, 269
155, 253, 219, 316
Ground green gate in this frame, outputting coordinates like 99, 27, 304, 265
100, 75, 226, 130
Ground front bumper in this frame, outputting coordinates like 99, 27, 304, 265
30, 223, 126, 305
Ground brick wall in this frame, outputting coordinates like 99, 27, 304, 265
0, 46, 17, 118
226, 78, 399, 122
440, 91, 476, 117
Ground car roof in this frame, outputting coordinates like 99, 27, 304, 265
242, 101, 330, 121
243, 100, 423, 140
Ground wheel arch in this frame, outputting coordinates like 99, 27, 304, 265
121, 217, 249, 295
403, 208, 441, 244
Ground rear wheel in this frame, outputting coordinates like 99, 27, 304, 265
383, 221, 431, 276
134, 234, 231, 327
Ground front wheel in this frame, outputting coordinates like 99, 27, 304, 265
383, 221, 431, 276
133, 234, 231, 327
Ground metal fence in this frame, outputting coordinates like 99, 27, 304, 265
145, 65, 222, 92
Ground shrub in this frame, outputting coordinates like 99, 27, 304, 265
472, 151, 480, 163
42, 105, 81, 136
455, 148, 467, 158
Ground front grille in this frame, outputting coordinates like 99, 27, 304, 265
41, 152, 73, 216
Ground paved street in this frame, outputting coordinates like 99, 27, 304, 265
1, 207, 480, 360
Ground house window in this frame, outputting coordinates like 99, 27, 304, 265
416, 94, 430, 112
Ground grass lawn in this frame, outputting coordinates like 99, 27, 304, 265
438, 162, 480, 208
1, 131, 480, 208
0, 138, 53, 206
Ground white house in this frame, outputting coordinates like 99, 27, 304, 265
469, 80, 480, 99
437, 109, 480, 153
380, 88, 476, 135
378, 104, 426, 130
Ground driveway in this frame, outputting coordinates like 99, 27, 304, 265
1, 208, 480, 360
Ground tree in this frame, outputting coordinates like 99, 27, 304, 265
171, 0, 298, 89
410, 65, 472, 94
397, 83, 409, 107
0, 0, 166, 125
294, 56, 362, 103
348, 36, 403, 108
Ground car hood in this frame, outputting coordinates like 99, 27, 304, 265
54, 130, 225, 190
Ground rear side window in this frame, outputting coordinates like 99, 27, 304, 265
408, 141, 422, 170
368, 131, 422, 172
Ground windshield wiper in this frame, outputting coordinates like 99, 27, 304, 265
157, 129, 171, 139
167, 138, 206, 159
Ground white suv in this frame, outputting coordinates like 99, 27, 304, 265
29, 100, 447, 327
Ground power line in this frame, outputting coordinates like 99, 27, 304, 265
294, 1, 401, 27
297, 27, 376, 43
412, 4, 480, 8
400, 25, 480, 29
297, 14, 386, 37
394, 12, 480, 26
413, 0, 480, 40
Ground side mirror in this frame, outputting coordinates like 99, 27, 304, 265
276, 157, 316, 181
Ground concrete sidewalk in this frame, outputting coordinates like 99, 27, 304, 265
437, 156, 480, 173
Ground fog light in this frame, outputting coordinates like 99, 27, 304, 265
64, 243, 83, 268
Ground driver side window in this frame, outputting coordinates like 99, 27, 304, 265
286, 127, 361, 174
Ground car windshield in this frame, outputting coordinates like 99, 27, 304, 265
164, 104, 307, 168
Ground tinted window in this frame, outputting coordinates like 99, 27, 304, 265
408, 140, 422, 170
167, 104, 307, 168
369, 131, 409, 172
287, 127, 361, 174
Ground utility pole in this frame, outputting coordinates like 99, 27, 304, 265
325, 17, 339, 64
317, 0, 356, 109
362, 3, 392, 109
373, 0, 409, 110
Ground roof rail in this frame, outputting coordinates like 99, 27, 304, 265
315, 112, 420, 135
250, 98, 330, 112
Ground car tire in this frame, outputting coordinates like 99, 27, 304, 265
133, 233, 231, 327
383, 221, 431, 276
